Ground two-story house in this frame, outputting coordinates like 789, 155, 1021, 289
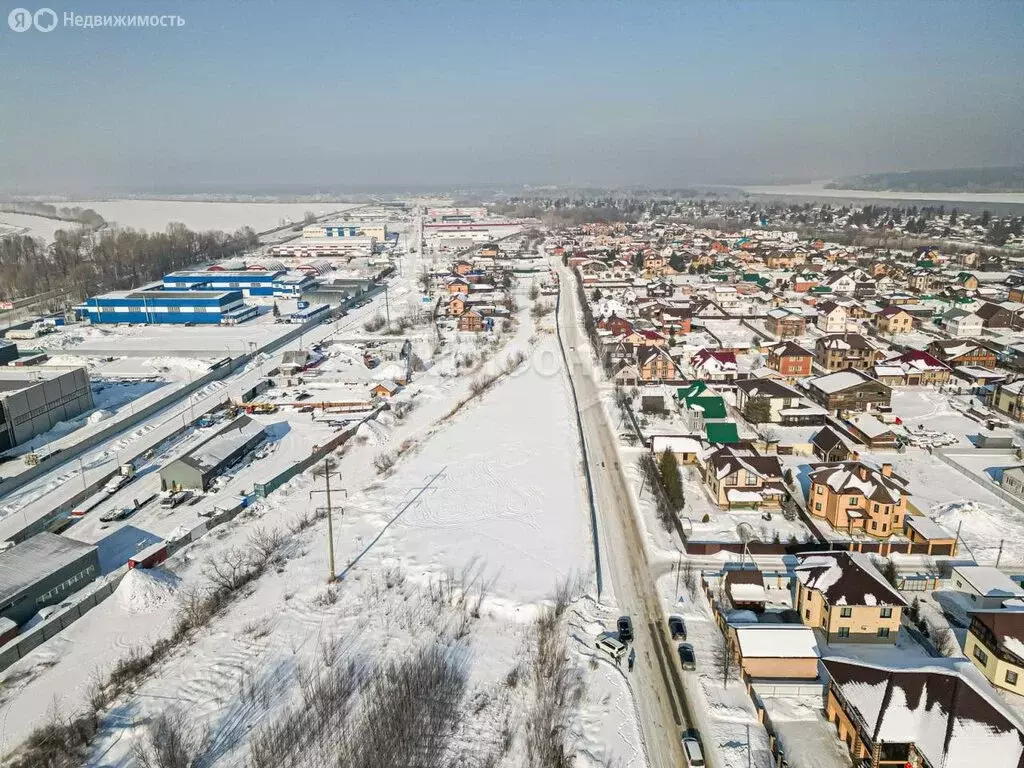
807, 461, 908, 538
815, 301, 847, 333
965, 610, 1024, 696
703, 446, 785, 510
873, 350, 952, 386
795, 552, 906, 643
765, 307, 806, 339
734, 378, 825, 426
767, 341, 814, 379
874, 306, 914, 336
991, 381, 1024, 422
815, 333, 881, 372
943, 308, 985, 338
690, 348, 739, 383
927, 338, 997, 370
801, 369, 892, 413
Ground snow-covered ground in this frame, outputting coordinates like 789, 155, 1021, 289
61, 200, 362, 234
0, 264, 640, 766
0, 212, 78, 243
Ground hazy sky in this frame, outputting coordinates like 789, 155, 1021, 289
1, 0, 1023, 193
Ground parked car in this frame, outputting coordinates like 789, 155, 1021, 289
99, 506, 135, 523
668, 615, 686, 640
677, 642, 696, 671
595, 634, 627, 660
681, 731, 705, 767
617, 615, 633, 642
160, 490, 192, 509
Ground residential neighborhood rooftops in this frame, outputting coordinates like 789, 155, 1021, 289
803, 368, 888, 395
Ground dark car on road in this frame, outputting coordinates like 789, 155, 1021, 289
668, 615, 686, 640
617, 615, 633, 642
677, 642, 696, 671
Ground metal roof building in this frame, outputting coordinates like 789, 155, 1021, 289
0, 367, 94, 451
160, 415, 266, 492
0, 532, 100, 626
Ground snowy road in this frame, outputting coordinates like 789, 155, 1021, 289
554, 254, 697, 768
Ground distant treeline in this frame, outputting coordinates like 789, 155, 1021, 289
0, 201, 106, 229
826, 166, 1024, 193
0, 223, 258, 302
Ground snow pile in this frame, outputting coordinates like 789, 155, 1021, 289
87, 409, 113, 425
373, 363, 406, 382
115, 567, 181, 615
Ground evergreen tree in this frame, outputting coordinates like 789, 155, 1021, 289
657, 450, 685, 511
272, 301, 280, 318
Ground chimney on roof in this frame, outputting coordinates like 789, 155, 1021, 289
881, 463, 892, 477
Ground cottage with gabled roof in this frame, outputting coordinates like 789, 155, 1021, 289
704, 446, 785, 510
966, 610, 1024, 696
795, 552, 906, 643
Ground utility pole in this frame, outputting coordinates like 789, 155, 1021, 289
384, 282, 391, 328
996, 539, 1005, 568
309, 459, 347, 583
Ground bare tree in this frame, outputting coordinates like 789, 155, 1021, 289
133, 708, 210, 768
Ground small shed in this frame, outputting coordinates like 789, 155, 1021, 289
811, 426, 852, 462
371, 381, 401, 398
725, 568, 768, 613
951, 566, 1024, 609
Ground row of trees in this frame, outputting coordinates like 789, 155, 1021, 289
0, 223, 259, 302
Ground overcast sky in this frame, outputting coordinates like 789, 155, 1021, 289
1, 0, 1022, 194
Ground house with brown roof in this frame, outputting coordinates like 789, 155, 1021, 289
874, 305, 914, 336
823, 658, 1024, 768
703, 446, 785, 510
966, 610, 1024, 696
927, 338, 997, 370
976, 301, 1016, 329
801, 369, 892, 413
767, 341, 814, 379
815, 333, 881, 372
795, 552, 906, 643
807, 461, 908, 537
811, 426, 853, 463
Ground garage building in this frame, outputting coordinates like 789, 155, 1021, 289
0, 533, 100, 626
160, 415, 266, 492
0, 367, 94, 451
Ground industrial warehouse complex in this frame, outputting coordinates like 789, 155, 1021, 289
0, 367, 94, 451
0, 533, 99, 626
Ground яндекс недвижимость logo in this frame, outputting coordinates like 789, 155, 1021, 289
8, 7, 57, 31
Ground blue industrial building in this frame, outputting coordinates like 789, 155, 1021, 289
83, 289, 252, 324
163, 270, 284, 297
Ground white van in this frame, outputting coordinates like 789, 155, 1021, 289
594, 634, 627, 660
681, 735, 705, 767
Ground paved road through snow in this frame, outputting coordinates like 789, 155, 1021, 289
553, 251, 698, 768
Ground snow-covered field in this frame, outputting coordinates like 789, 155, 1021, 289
0, 212, 79, 243
61, 200, 362, 234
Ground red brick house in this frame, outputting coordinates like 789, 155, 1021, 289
768, 341, 814, 379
